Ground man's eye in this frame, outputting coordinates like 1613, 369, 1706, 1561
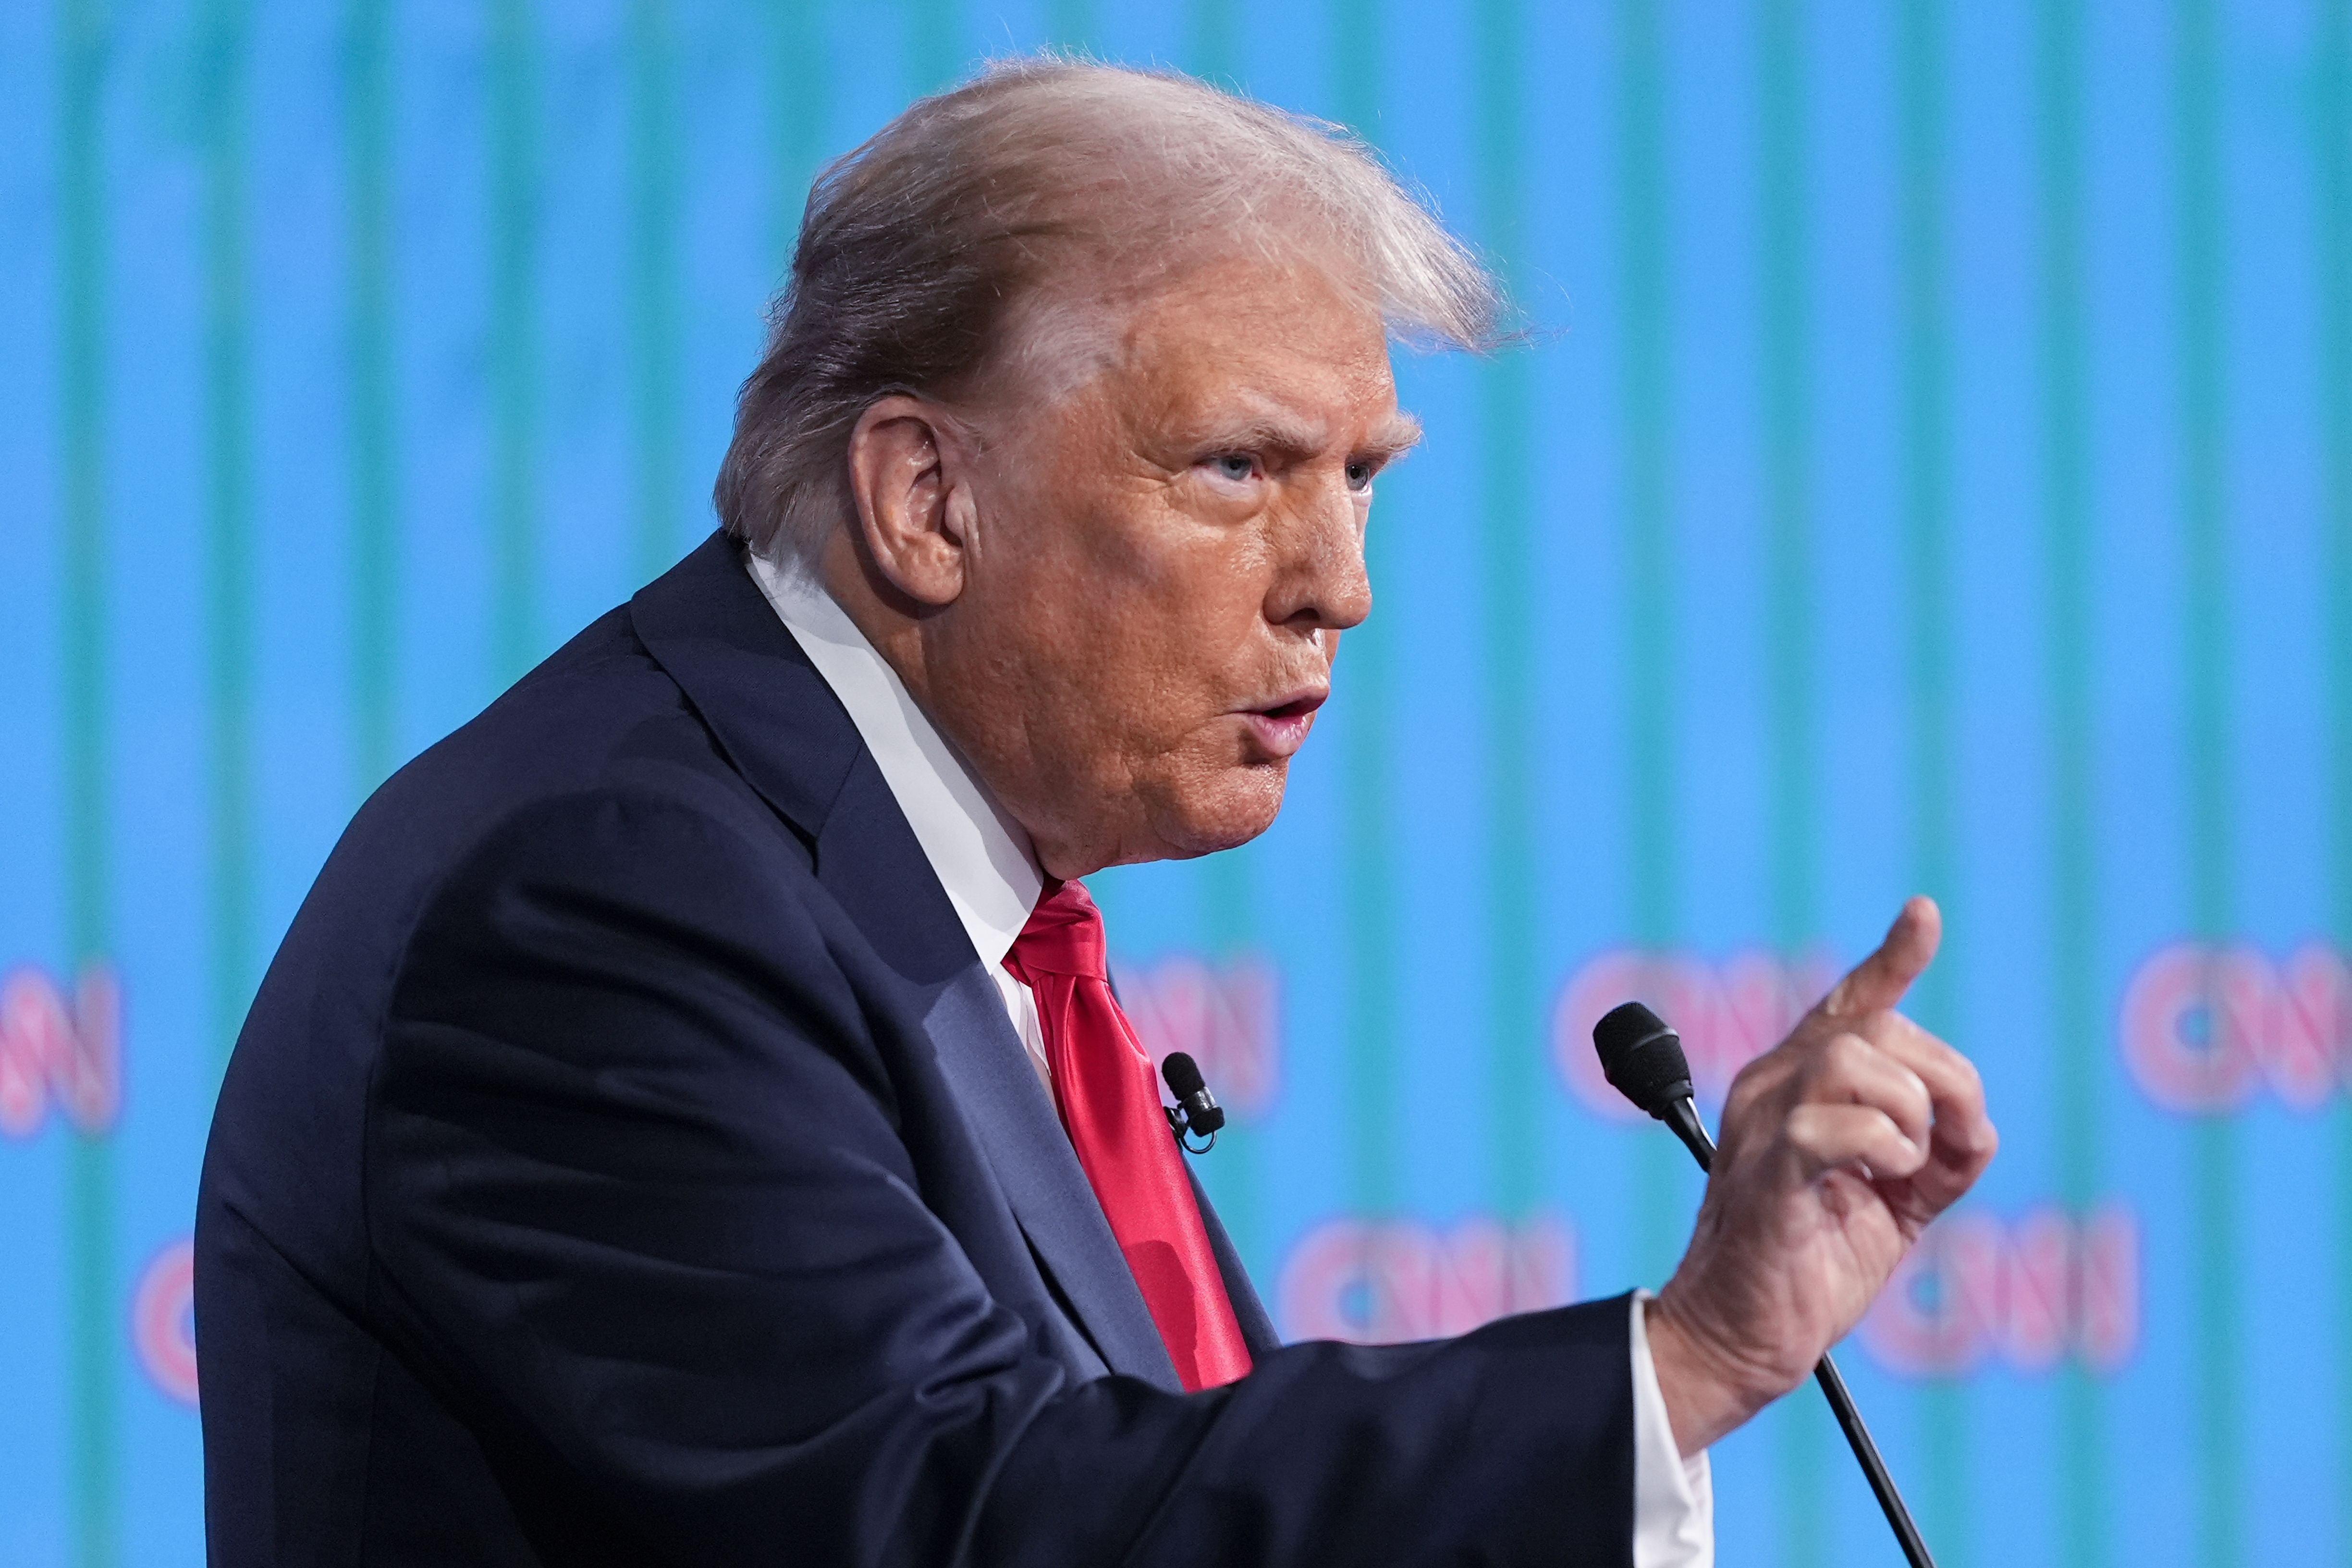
1346, 461, 1375, 492
1210, 454, 1256, 483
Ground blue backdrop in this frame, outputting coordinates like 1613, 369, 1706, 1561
4, 2, 2350, 1564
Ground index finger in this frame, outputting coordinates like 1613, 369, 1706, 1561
1818, 895, 1942, 1020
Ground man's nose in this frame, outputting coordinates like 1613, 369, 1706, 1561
1268, 480, 1372, 633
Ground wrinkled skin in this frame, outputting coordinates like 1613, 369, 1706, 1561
825, 253, 1414, 879
1646, 896, 1997, 1453
821, 251, 1997, 1457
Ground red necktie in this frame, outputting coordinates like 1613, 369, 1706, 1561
1001, 880, 1253, 1392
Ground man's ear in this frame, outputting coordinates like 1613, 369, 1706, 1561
845, 395, 971, 607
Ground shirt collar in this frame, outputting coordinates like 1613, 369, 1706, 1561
745, 551, 1045, 970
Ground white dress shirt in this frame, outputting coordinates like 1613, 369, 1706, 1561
747, 551, 1714, 1565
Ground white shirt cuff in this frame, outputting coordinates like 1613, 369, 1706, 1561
1629, 1290, 1714, 1568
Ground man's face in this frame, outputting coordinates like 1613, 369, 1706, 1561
923, 253, 1417, 879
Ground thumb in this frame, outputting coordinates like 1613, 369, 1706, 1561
1820, 895, 1942, 1018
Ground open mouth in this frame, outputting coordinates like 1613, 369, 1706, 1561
1240, 691, 1326, 758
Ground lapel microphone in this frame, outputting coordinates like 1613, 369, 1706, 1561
1593, 1001, 1939, 1568
1160, 1053, 1223, 1153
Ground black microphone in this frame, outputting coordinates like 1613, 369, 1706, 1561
1592, 1001, 1939, 1568
1160, 1052, 1224, 1152
1593, 1000, 1715, 1171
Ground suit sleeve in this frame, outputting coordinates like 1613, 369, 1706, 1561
368, 785, 1636, 1568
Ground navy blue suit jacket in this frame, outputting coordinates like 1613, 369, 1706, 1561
195, 533, 1638, 1566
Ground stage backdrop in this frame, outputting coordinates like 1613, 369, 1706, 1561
5, 1, 2350, 1563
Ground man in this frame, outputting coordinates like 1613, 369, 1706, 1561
196, 59, 1995, 1566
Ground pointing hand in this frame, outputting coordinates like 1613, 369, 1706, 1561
1643, 897, 1999, 1455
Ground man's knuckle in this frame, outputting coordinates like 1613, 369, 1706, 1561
1923, 1046, 1983, 1105
1820, 1031, 1873, 1078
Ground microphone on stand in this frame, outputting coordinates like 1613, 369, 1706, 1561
1593, 1001, 1939, 1568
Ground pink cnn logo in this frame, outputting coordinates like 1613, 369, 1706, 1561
1859, 1204, 2139, 1379
2119, 943, 2351, 1114
1277, 1213, 1576, 1344
133, 1238, 198, 1406
1553, 950, 1836, 1122
1114, 953, 1280, 1120
0, 962, 122, 1138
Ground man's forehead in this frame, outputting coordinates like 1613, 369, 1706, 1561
1112, 282, 1416, 455
997, 243, 1415, 451
1099, 245, 1379, 353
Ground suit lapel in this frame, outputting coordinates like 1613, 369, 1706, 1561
632, 534, 1180, 1391
810, 753, 1180, 1388
914, 962, 1182, 1389
627, 533, 861, 839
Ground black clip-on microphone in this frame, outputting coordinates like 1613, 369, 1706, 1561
1594, 1001, 1938, 1568
1161, 1052, 1224, 1153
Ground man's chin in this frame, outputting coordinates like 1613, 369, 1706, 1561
1059, 760, 1289, 873
1159, 765, 1289, 860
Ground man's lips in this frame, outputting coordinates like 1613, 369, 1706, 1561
1238, 690, 1327, 759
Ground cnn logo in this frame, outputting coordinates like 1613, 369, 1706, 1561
134, 1239, 198, 1406
0, 962, 121, 1138
1114, 952, 1280, 1119
1554, 949, 1836, 1121
1277, 1213, 1577, 1344
1859, 1205, 2139, 1379
2119, 943, 2351, 1113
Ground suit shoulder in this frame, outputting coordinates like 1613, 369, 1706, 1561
422, 780, 820, 935
357, 605, 774, 858
252, 602, 813, 1066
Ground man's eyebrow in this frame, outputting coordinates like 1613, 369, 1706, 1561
1190, 410, 1425, 460
1363, 413, 1424, 459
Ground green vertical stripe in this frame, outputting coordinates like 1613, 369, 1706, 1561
906, 0, 959, 98
2326, 0, 2352, 950
2175, 2, 2237, 1565
629, 0, 681, 584
201, 0, 255, 1076
1759, 0, 1813, 947
2038, 0, 2105, 1562
2318, 3, 2352, 1549
1758, 1, 1828, 1558
1898, 0, 1968, 1557
348, 0, 398, 794
1897, 0, 1954, 1061
768, 0, 827, 270
1617, 0, 1681, 1283
1334, 0, 1398, 1228
1619, 0, 1669, 950
490, 0, 537, 688
1045, 0, 1095, 55
1185, 0, 1238, 90
1474, 0, 1540, 1219
59, 0, 115, 1563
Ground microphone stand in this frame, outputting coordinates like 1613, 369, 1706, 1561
1665, 1101, 1938, 1568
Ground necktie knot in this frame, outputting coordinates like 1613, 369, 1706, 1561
1006, 880, 1109, 982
